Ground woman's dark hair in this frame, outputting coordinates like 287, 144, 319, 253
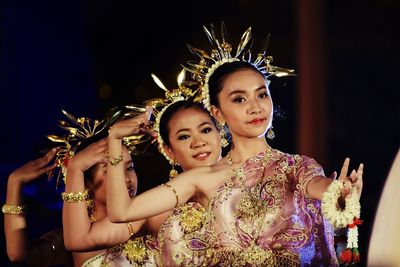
208, 61, 265, 107
159, 99, 217, 147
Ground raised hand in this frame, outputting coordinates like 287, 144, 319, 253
9, 148, 58, 184
108, 106, 152, 140
338, 158, 364, 199
68, 138, 108, 172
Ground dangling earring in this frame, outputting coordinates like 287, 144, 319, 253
169, 160, 179, 180
219, 121, 229, 147
267, 127, 275, 140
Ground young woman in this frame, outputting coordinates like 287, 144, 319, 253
106, 58, 363, 266
3, 148, 73, 266
110, 99, 223, 266
63, 99, 222, 266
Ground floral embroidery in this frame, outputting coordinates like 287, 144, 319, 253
158, 202, 217, 266
178, 203, 206, 234
206, 148, 338, 266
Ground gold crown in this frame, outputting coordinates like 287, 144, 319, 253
144, 69, 199, 163
184, 22, 295, 111
47, 107, 151, 187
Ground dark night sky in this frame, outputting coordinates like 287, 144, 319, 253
1, 0, 399, 266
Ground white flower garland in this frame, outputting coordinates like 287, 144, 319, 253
321, 180, 361, 248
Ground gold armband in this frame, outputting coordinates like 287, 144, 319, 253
106, 152, 124, 166
162, 183, 179, 208
2, 204, 27, 215
126, 222, 134, 237
61, 189, 90, 202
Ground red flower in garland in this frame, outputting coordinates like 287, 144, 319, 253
352, 248, 360, 263
340, 248, 352, 264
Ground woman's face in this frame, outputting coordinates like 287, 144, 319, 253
212, 69, 273, 139
91, 146, 137, 204
164, 107, 221, 171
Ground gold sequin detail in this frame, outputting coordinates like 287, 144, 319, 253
179, 204, 206, 234
122, 238, 147, 264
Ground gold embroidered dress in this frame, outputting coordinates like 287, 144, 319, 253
208, 148, 338, 266
157, 202, 217, 266
81, 235, 159, 267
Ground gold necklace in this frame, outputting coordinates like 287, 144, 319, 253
226, 148, 274, 233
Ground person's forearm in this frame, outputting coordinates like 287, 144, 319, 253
307, 176, 332, 200
106, 138, 133, 222
4, 176, 28, 262
62, 168, 92, 250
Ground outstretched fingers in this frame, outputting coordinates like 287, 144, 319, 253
338, 157, 350, 182
338, 157, 352, 196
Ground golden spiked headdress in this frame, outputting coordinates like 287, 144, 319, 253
144, 69, 199, 163
184, 22, 295, 111
47, 106, 151, 187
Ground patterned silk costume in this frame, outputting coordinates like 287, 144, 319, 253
156, 148, 338, 266
83, 147, 338, 267
207, 148, 338, 266
81, 235, 159, 267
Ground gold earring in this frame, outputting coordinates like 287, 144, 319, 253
219, 122, 229, 147
169, 160, 179, 180
267, 127, 275, 139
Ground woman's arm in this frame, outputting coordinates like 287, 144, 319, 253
307, 158, 364, 200
62, 139, 142, 251
106, 109, 198, 223
107, 138, 198, 222
4, 149, 57, 262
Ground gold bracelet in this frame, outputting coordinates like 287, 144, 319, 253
2, 204, 27, 215
61, 189, 90, 202
126, 222, 134, 237
106, 152, 124, 166
162, 183, 179, 208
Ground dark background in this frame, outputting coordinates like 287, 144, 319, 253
1, 0, 399, 266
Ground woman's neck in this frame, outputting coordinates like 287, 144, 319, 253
229, 135, 270, 163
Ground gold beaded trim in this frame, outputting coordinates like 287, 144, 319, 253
2, 204, 27, 215
61, 189, 90, 202
106, 152, 124, 166
215, 246, 300, 266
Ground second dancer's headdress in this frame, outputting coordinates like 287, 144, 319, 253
145, 69, 199, 164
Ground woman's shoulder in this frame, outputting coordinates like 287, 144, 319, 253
272, 147, 318, 165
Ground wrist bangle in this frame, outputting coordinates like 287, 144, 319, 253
2, 204, 27, 215
61, 189, 90, 202
106, 152, 124, 166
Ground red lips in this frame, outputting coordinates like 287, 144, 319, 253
247, 118, 265, 125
